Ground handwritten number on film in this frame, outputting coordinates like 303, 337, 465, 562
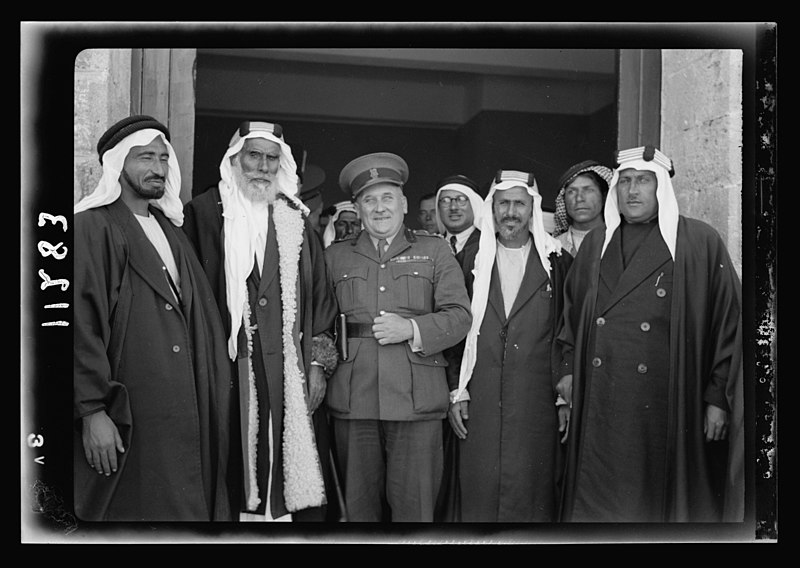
38, 213, 69, 326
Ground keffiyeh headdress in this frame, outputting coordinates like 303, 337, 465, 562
602, 145, 679, 260
74, 119, 183, 226
322, 200, 359, 248
552, 160, 613, 237
433, 175, 483, 235
219, 121, 309, 360
455, 170, 563, 400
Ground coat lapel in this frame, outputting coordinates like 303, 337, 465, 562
352, 230, 381, 263
107, 199, 181, 309
153, 207, 193, 313
487, 260, 507, 324
257, 207, 279, 298
599, 224, 672, 314
599, 228, 624, 302
506, 243, 548, 321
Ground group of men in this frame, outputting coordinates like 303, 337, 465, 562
73, 114, 744, 525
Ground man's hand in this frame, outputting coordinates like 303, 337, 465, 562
448, 401, 469, 440
556, 374, 573, 407
306, 364, 327, 414
558, 405, 571, 444
372, 313, 413, 345
704, 403, 729, 441
82, 410, 124, 476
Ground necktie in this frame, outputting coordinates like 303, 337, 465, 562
449, 235, 458, 255
377, 238, 387, 259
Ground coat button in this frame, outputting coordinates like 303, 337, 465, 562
640, 322, 651, 332
172, 345, 181, 353
596, 317, 606, 326
379, 286, 386, 292
637, 363, 648, 373
165, 303, 173, 311
656, 288, 667, 297
380, 264, 386, 269
379, 310, 386, 315
258, 297, 268, 307
592, 357, 602, 367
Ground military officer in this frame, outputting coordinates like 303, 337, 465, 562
324, 152, 472, 522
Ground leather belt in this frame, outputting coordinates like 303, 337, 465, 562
346, 322, 374, 338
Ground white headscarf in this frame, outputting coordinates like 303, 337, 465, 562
219, 123, 309, 360
322, 200, 359, 248
455, 171, 563, 399
74, 129, 184, 226
602, 146, 680, 260
434, 181, 483, 235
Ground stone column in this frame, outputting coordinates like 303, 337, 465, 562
661, 49, 743, 276
73, 49, 131, 205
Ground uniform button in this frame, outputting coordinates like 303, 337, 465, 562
596, 317, 606, 326
513, 344, 519, 349
637, 363, 648, 374
640, 322, 651, 332
380, 264, 386, 269
379, 286, 386, 292
498, 401, 502, 408
379, 310, 386, 315
413, 271, 419, 275
343, 274, 348, 278
656, 288, 667, 297
592, 357, 602, 367
172, 345, 181, 353
258, 297, 268, 307
165, 303, 173, 311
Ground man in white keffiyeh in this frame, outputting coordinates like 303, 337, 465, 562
183, 121, 341, 523
555, 145, 744, 522
73, 115, 232, 521
321, 200, 360, 248
442, 169, 574, 522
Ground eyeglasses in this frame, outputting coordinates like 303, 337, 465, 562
438, 195, 470, 207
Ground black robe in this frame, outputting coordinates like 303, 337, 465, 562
557, 217, 745, 522
73, 199, 231, 521
183, 186, 340, 520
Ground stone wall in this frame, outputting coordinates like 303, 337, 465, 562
661, 49, 743, 276
73, 49, 131, 205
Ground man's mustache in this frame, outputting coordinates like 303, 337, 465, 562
500, 215, 522, 224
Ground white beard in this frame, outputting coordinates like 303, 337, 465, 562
232, 161, 278, 205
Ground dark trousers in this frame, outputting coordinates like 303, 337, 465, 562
332, 418, 443, 522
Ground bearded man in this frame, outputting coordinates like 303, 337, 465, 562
183, 121, 340, 522
446, 170, 573, 522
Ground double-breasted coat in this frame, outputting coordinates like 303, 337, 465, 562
557, 218, 745, 522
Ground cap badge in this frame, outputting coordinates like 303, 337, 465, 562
369, 168, 380, 180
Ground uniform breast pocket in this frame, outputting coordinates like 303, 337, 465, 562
390, 262, 434, 313
334, 266, 369, 313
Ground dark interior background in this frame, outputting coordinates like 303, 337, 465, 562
192, 49, 618, 225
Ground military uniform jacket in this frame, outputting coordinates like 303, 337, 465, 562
324, 226, 472, 421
